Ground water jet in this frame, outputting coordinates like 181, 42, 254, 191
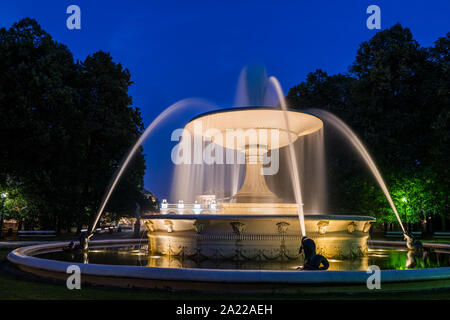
8, 67, 450, 294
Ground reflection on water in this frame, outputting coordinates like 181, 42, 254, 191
37, 245, 450, 271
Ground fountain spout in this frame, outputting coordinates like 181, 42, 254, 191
80, 230, 90, 253
404, 232, 424, 251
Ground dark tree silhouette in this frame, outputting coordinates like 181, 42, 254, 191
287, 24, 449, 228
0, 18, 147, 232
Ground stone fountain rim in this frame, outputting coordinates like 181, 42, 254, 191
141, 214, 376, 221
8, 239, 450, 287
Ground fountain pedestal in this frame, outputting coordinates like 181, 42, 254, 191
232, 148, 282, 203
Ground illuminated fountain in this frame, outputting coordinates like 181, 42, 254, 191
8, 67, 450, 294
142, 107, 375, 260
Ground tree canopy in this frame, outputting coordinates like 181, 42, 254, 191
287, 24, 449, 227
0, 18, 150, 231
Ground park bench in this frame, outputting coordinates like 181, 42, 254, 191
433, 232, 450, 239
96, 225, 118, 234
385, 231, 422, 239
18, 230, 56, 239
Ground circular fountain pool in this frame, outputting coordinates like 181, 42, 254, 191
8, 239, 450, 294
35, 243, 450, 271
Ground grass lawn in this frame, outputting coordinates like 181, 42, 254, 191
1, 246, 450, 300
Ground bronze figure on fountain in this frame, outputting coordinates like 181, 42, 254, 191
299, 236, 329, 270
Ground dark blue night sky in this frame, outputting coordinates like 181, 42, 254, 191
1, 1, 449, 199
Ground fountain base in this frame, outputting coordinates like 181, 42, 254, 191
143, 214, 375, 260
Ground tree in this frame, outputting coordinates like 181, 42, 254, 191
427, 33, 450, 217
349, 24, 441, 171
0, 18, 146, 232
287, 69, 355, 116
72, 51, 146, 226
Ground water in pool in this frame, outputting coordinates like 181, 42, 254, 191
36, 244, 450, 271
